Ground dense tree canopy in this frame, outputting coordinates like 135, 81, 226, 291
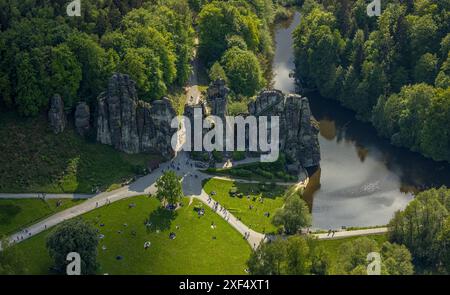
294, 0, 450, 162
46, 218, 99, 275
247, 236, 330, 275
0, 0, 194, 116
221, 47, 265, 96
336, 237, 414, 275
197, 0, 275, 97
388, 187, 449, 273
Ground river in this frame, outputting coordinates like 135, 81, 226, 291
272, 12, 450, 229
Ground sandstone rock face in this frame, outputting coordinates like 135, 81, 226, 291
206, 79, 228, 119
97, 73, 176, 159
48, 94, 66, 134
74, 102, 90, 137
248, 90, 321, 169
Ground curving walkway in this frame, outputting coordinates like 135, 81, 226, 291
2, 152, 386, 251
3, 152, 268, 250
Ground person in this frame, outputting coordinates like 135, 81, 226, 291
327, 229, 332, 236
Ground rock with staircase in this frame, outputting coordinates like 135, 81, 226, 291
96, 73, 176, 159
249, 90, 321, 170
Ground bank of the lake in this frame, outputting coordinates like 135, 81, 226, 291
272, 11, 450, 230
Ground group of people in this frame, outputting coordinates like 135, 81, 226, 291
327, 229, 337, 237
211, 200, 231, 221
197, 207, 205, 216
244, 231, 251, 240
14, 228, 32, 242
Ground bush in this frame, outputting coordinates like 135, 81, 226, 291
232, 151, 246, 161
212, 150, 224, 162
230, 169, 252, 178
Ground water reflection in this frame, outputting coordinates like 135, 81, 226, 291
272, 11, 450, 229
272, 12, 300, 92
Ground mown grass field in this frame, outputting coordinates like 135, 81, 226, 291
203, 178, 287, 233
0, 198, 83, 236
0, 112, 162, 193
13, 196, 252, 275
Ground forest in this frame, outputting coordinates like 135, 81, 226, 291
0, 0, 278, 117
293, 0, 450, 163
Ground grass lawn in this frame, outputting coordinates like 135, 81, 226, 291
13, 196, 252, 275
203, 178, 287, 234
0, 112, 163, 193
0, 198, 84, 236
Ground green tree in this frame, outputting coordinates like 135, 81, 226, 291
389, 187, 449, 271
285, 236, 311, 274
435, 53, 450, 88
247, 238, 287, 275
46, 218, 99, 275
49, 44, 82, 110
198, 1, 261, 65
247, 236, 329, 275
209, 62, 228, 83
222, 47, 264, 96
293, 6, 344, 98
420, 88, 450, 162
15, 52, 46, 116
310, 245, 331, 275
373, 84, 450, 162
413, 53, 438, 84
128, 4, 194, 85
155, 171, 183, 207
381, 242, 414, 275
120, 47, 166, 100
438, 216, 450, 273
66, 32, 116, 104
272, 193, 311, 234
336, 237, 379, 274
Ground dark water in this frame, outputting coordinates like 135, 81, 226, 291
272, 12, 450, 229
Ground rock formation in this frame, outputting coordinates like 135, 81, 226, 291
96, 73, 176, 159
248, 90, 321, 170
199, 82, 321, 171
206, 79, 228, 119
74, 102, 90, 137
48, 94, 66, 134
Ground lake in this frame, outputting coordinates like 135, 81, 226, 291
272, 11, 450, 229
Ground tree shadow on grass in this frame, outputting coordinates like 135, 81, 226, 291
145, 207, 178, 233
0, 204, 21, 224
234, 182, 286, 200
